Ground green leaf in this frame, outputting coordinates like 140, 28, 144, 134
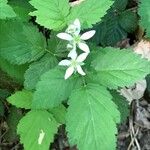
110, 90, 129, 122
138, 0, 150, 38
0, 0, 16, 19
0, 57, 28, 83
8, 0, 34, 22
49, 104, 67, 124
4, 107, 23, 142
47, 33, 68, 57
0, 20, 46, 65
66, 83, 120, 150
24, 53, 58, 90
32, 67, 82, 109
92, 16, 127, 46
119, 11, 138, 33
89, 47, 150, 89
17, 110, 59, 150
29, 0, 70, 31
68, 0, 113, 29
7, 90, 32, 109
92, 0, 137, 46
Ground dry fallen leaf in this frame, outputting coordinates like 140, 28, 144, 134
120, 80, 147, 104
133, 39, 150, 61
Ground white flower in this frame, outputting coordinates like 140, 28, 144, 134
57, 19, 96, 53
59, 52, 88, 79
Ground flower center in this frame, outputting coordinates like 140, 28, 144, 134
71, 60, 78, 67
74, 35, 81, 43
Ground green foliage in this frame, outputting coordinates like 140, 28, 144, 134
1, 0, 150, 150
32, 67, 82, 109
29, 0, 70, 31
0, 20, 46, 64
17, 110, 59, 150
89, 47, 150, 89
7, 90, 32, 109
8, 0, 34, 21
29, 0, 113, 30
0, 0, 16, 19
138, 0, 150, 38
24, 53, 58, 90
110, 90, 129, 122
0, 57, 28, 83
66, 84, 120, 150
68, 0, 113, 29
49, 104, 67, 124
92, 0, 138, 46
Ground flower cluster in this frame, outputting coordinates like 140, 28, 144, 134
57, 19, 95, 79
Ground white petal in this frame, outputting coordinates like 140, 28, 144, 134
57, 33, 73, 41
80, 30, 96, 40
65, 66, 74, 79
74, 18, 81, 31
66, 25, 76, 34
68, 49, 77, 60
59, 60, 71, 66
76, 53, 88, 62
76, 65, 86, 76
78, 42, 90, 53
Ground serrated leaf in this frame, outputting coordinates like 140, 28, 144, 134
66, 83, 120, 150
49, 104, 67, 124
8, 0, 34, 22
4, 107, 23, 142
138, 0, 150, 38
111, 0, 128, 11
0, 0, 16, 19
47, 33, 68, 57
17, 110, 58, 150
24, 53, 58, 90
0, 20, 46, 65
32, 67, 82, 109
88, 47, 150, 89
92, 0, 137, 46
68, 0, 113, 29
7, 90, 32, 109
119, 10, 138, 33
0, 57, 28, 83
92, 16, 127, 46
29, 0, 70, 31
110, 90, 129, 122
